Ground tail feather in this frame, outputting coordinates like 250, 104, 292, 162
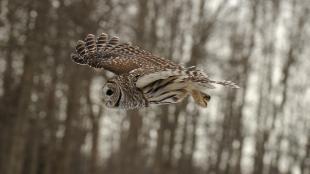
208, 80, 240, 88
185, 67, 239, 89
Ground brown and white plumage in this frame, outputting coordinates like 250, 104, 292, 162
71, 33, 179, 74
71, 33, 239, 109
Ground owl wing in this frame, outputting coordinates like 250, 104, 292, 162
136, 66, 240, 89
135, 67, 216, 89
134, 67, 239, 105
71, 33, 180, 75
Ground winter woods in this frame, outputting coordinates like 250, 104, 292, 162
0, 0, 309, 174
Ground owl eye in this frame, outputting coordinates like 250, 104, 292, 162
106, 89, 114, 96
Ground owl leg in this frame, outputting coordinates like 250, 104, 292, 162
191, 90, 210, 108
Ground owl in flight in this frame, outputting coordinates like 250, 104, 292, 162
71, 33, 239, 110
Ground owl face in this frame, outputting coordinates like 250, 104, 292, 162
102, 81, 122, 108
101, 75, 148, 109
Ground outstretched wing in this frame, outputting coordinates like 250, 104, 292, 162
71, 33, 180, 75
134, 67, 239, 105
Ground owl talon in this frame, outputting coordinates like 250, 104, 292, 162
191, 90, 210, 108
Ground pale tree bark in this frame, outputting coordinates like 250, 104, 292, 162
153, 1, 183, 174
86, 78, 104, 174
0, 2, 17, 173
42, 67, 58, 174
253, 1, 280, 172
300, 135, 310, 174
214, 0, 258, 173
5, 0, 51, 174
119, 1, 151, 174
56, 70, 81, 174
178, 112, 189, 174
0, 1, 309, 174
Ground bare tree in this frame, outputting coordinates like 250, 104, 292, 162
0, 1, 309, 174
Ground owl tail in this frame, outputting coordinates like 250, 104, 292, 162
185, 67, 240, 89
208, 79, 240, 88
189, 79, 239, 108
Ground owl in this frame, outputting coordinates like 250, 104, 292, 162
71, 33, 239, 109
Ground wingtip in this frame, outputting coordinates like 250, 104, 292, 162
233, 85, 240, 89
71, 53, 79, 60
77, 40, 85, 45
71, 53, 87, 65
99, 32, 108, 35
86, 33, 95, 39
228, 81, 240, 89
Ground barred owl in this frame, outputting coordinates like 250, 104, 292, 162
71, 33, 239, 109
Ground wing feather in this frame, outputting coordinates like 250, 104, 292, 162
136, 69, 186, 88
71, 33, 179, 75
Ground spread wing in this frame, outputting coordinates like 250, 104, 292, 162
71, 33, 180, 75
135, 67, 238, 95
134, 67, 238, 106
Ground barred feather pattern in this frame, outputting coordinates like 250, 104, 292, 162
136, 67, 239, 106
71, 33, 239, 109
71, 33, 180, 75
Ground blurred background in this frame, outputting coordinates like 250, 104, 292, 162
0, 0, 309, 174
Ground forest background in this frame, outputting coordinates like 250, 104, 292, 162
0, 0, 309, 174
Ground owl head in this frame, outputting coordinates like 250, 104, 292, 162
101, 75, 147, 109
